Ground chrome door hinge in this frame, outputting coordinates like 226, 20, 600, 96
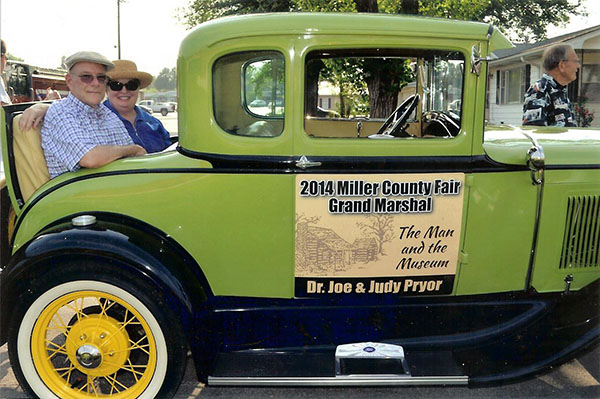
522, 132, 545, 186
458, 250, 469, 265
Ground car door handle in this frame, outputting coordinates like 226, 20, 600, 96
296, 155, 322, 169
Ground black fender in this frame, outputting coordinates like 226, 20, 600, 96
0, 212, 212, 346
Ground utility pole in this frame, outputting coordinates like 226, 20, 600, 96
117, 0, 122, 59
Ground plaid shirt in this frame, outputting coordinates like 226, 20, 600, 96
522, 73, 576, 127
42, 94, 133, 178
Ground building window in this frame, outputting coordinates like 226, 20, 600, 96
499, 66, 526, 104
582, 62, 600, 102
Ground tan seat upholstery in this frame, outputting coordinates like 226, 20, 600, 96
12, 114, 50, 202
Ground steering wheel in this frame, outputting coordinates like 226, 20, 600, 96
374, 94, 420, 137
422, 111, 461, 138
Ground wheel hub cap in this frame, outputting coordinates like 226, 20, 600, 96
66, 314, 131, 376
76, 345, 102, 369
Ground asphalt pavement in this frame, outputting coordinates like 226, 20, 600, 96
157, 111, 178, 136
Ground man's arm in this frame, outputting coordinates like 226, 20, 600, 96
79, 145, 147, 169
20, 103, 51, 130
522, 89, 550, 126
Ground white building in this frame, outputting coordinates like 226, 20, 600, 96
317, 81, 340, 112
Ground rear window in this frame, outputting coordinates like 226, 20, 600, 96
213, 51, 285, 137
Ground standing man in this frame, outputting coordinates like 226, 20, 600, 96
42, 51, 146, 178
522, 43, 580, 127
0, 39, 11, 105
1, 39, 59, 105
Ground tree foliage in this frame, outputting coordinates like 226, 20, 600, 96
362, 57, 413, 118
178, 0, 295, 25
246, 58, 284, 100
418, 0, 586, 42
295, 0, 356, 12
153, 67, 177, 91
6, 53, 24, 62
179, 0, 586, 41
318, 58, 368, 117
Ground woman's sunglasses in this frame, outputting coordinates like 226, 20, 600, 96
108, 79, 140, 91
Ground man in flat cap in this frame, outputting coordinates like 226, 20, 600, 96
41, 51, 146, 178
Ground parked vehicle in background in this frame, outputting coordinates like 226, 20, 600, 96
137, 103, 153, 114
167, 101, 177, 112
2, 60, 68, 103
138, 99, 173, 116
249, 99, 267, 107
0, 13, 599, 399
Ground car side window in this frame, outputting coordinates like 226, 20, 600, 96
213, 51, 284, 137
304, 49, 464, 139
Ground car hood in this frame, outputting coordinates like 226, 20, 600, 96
483, 125, 600, 167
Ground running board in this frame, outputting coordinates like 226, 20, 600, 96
209, 342, 468, 386
208, 375, 468, 386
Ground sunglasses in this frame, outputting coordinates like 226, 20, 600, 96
77, 73, 109, 84
108, 79, 140, 91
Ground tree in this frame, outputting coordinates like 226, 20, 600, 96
246, 58, 284, 101
178, 0, 295, 25
179, 0, 585, 41
362, 58, 413, 118
418, 0, 586, 42
153, 67, 177, 91
318, 58, 368, 117
6, 53, 24, 62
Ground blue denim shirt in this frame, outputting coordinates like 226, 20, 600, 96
104, 100, 171, 153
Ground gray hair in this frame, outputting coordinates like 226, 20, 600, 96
542, 44, 574, 71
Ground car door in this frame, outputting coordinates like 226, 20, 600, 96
291, 40, 537, 298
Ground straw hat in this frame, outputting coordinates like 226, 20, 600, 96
107, 60, 153, 89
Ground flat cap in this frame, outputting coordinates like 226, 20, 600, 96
64, 51, 114, 70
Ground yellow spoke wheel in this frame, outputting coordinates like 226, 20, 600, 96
15, 280, 170, 399
31, 290, 156, 398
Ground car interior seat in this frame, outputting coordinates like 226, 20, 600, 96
12, 114, 51, 202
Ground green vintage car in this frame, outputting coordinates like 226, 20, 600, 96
1, 13, 599, 399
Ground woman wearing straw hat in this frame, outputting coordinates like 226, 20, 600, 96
19, 60, 171, 153
104, 60, 171, 153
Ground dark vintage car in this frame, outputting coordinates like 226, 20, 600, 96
0, 13, 599, 399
